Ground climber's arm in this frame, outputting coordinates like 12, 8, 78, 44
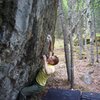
43, 55, 55, 75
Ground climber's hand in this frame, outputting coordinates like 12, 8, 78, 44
43, 55, 47, 61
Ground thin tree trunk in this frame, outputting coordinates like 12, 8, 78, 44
86, 0, 94, 65
89, 12, 95, 65
59, 0, 71, 82
77, 21, 83, 60
95, 30, 99, 62
84, 15, 87, 52
67, 0, 75, 88
83, 15, 88, 59
92, 2, 99, 62
69, 33, 74, 88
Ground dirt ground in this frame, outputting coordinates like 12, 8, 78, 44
46, 47, 100, 93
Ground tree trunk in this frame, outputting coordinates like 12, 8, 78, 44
86, 0, 94, 65
67, 0, 75, 89
92, 2, 99, 62
76, 11, 84, 60
89, 14, 95, 65
0, 0, 58, 100
77, 23, 83, 60
83, 15, 87, 54
58, 0, 71, 82
69, 34, 74, 88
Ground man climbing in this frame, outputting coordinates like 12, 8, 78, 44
17, 34, 59, 100
18, 54, 59, 100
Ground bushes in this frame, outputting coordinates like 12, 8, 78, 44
74, 35, 100, 46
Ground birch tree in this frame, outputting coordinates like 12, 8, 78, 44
67, 0, 75, 89
59, 0, 71, 82
77, 19, 83, 60
86, 0, 95, 65
92, 0, 99, 62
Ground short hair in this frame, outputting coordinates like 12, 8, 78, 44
53, 55, 59, 65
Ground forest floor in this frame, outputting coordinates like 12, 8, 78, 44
45, 39, 100, 93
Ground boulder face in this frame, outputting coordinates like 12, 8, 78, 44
0, 0, 58, 100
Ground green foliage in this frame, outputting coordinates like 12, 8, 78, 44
54, 39, 64, 49
95, 7, 100, 32
91, 0, 100, 9
62, 0, 68, 16
96, 34, 100, 46
90, 0, 100, 33
62, 0, 68, 11
75, 0, 86, 11
98, 50, 100, 54
96, 33, 100, 37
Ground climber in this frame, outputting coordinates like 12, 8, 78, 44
18, 54, 59, 100
17, 34, 58, 100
